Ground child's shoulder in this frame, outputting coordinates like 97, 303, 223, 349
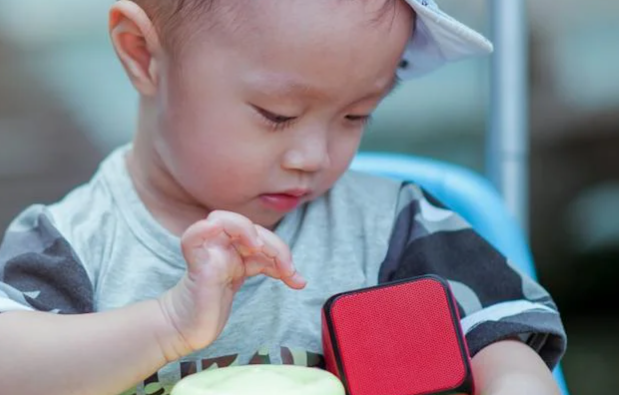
304, 170, 426, 236
2, 148, 127, 274
332, 170, 403, 201
0, 151, 124, 314
331, 170, 425, 210
5, 150, 118, 236
47, 150, 123, 239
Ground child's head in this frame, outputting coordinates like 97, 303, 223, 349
108, 0, 490, 230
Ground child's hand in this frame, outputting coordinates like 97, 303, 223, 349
158, 211, 306, 358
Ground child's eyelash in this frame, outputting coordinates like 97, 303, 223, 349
254, 107, 296, 130
253, 106, 373, 131
346, 114, 374, 126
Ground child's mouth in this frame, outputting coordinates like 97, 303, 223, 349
260, 190, 309, 212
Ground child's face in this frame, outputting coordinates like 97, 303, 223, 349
146, 0, 413, 229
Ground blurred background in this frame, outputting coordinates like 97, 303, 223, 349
0, 1, 617, 393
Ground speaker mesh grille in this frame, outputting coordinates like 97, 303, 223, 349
330, 279, 466, 395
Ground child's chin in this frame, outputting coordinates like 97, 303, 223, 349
242, 209, 286, 231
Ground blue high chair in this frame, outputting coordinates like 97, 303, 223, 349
350, 152, 570, 395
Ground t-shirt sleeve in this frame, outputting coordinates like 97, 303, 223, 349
378, 183, 567, 370
0, 205, 94, 314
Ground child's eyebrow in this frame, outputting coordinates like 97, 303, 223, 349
247, 73, 401, 101
247, 76, 329, 100
357, 74, 401, 101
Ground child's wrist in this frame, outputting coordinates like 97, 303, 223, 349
154, 290, 194, 363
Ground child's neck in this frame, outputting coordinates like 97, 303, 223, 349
126, 138, 209, 238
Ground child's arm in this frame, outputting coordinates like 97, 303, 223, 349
471, 340, 560, 395
0, 211, 306, 395
0, 299, 180, 395
386, 184, 567, 393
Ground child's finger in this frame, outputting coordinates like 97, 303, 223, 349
181, 211, 263, 267
254, 225, 293, 275
243, 255, 281, 279
243, 255, 305, 290
254, 225, 306, 289
182, 219, 223, 251
205, 211, 264, 250
282, 272, 307, 289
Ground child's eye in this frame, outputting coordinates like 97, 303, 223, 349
345, 114, 373, 126
254, 106, 296, 129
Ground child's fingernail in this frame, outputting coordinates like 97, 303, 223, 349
291, 273, 306, 284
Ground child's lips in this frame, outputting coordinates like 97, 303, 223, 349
260, 190, 310, 212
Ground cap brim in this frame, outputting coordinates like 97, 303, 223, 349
398, 0, 494, 79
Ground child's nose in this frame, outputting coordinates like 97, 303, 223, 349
282, 136, 331, 173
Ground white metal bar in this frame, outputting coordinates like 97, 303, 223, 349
487, 0, 530, 234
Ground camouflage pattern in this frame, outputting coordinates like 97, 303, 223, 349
0, 146, 566, 394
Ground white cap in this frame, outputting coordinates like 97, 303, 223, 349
398, 0, 494, 78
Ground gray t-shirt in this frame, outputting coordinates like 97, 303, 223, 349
0, 146, 566, 395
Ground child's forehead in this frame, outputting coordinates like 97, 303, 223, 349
173, 0, 413, 56
200, 1, 408, 47
166, 0, 412, 100
156, 0, 400, 17
147, 0, 407, 41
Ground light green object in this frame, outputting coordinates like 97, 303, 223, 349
171, 365, 345, 395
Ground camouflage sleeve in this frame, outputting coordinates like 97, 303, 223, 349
0, 205, 94, 314
378, 183, 567, 370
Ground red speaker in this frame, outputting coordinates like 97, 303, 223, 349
322, 275, 473, 395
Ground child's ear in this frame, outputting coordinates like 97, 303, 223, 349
109, 0, 162, 96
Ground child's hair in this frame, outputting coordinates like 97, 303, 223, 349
130, 0, 224, 51
130, 0, 403, 53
